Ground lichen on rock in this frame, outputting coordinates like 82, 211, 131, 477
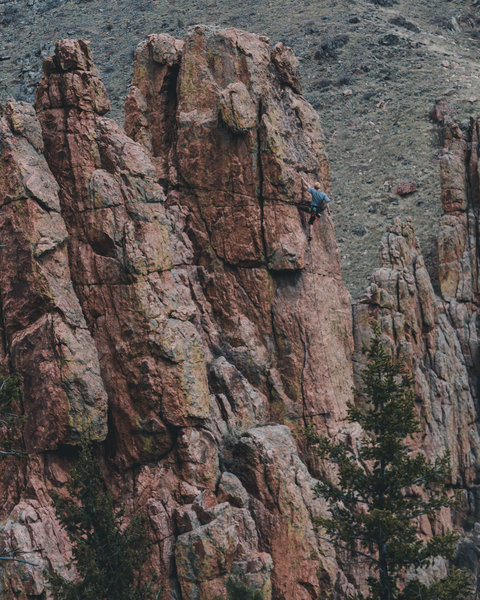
1, 28, 353, 599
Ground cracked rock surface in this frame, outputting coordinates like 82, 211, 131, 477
0, 30, 354, 599
353, 107, 480, 538
3, 24, 480, 599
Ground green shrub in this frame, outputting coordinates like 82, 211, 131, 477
0, 372, 25, 459
49, 440, 159, 600
309, 328, 474, 600
226, 576, 264, 600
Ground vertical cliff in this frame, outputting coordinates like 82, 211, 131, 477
0, 29, 355, 599
124, 28, 353, 433
353, 103, 480, 537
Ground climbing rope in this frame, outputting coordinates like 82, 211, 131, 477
305, 259, 338, 425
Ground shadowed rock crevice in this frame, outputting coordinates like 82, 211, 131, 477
4, 24, 480, 599
0, 295, 6, 361
125, 33, 183, 187
468, 121, 480, 300
35, 41, 210, 472
256, 97, 269, 268
0, 29, 357, 599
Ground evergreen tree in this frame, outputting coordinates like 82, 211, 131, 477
0, 372, 25, 459
309, 330, 473, 600
49, 439, 159, 600
0, 372, 32, 566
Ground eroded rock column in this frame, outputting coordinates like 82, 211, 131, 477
1, 29, 357, 600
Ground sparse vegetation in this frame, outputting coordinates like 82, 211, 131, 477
49, 439, 159, 600
309, 330, 474, 600
226, 576, 264, 600
2, 0, 480, 296
0, 372, 25, 459
213, 575, 265, 600
0, 371, 32, 566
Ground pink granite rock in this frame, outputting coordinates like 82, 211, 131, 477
349, 107, 480, 593
390, 180, 418, 195
0, 99, 108, 451
353, 215, 480, 522
0, 29, 355, 599
4, 28, 480, 600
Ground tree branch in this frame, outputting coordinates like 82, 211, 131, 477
0, 556, 38, 566
317, 535, 379, 565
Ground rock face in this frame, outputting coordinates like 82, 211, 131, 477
353, 108, 480, 529
125, 28, 353, 432
0, 30, 354, 599
0, 99, 108, 452
5, 29, 480, 600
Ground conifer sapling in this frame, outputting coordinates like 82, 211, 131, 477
309, 329, 473, 600
49, 438, 159, 600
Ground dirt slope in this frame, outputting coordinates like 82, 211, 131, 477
1, 0, 479, 294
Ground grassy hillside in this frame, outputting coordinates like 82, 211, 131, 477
2, 0, 478, 294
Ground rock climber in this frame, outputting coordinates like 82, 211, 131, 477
300, 178, 331, 240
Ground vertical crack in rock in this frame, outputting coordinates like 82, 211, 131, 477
0, 99, 108, 452
469, 120, 480, 298
300, 331, 310, 427
464, 123, 478, 298
257, 97, 268, 265
354, 106, 480, 542
125, 32, 183, 189
123, 25, 354, 599
0, 280, 6, 361
33, 39, 212, 473
1, 28, 356, 600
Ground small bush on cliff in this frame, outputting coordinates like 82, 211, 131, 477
226, 576, 264, 600
309, 330, 473, 600
49, 439, 159, 600
213, 576, 264, 600
0, 372, 25, 459
0, 372, 30, 566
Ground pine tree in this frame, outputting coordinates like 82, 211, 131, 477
49, 439, 159, 600
0, 372, 25, 460
0, 372, 31, 567
309, 330, 473, 600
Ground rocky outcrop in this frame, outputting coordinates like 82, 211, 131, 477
0, 30, 354, 599
353, 107, 480, 528
354, 218, 480, 489
125, 28, 353, 431
233, 426, 349, 599
0, 99, 108, 453
3, 27, 480, 600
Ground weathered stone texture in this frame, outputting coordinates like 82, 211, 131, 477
0, 99, 108, 451
353, 110, 480, 528
4, 29, 480, 600
0, 500, 75, 598
354, 218, 480, 489
126, 26, 353, 438
234, 425, 354, 599
0, 29, 354, 599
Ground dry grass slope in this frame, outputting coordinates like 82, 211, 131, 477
1, 0, 479, 294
